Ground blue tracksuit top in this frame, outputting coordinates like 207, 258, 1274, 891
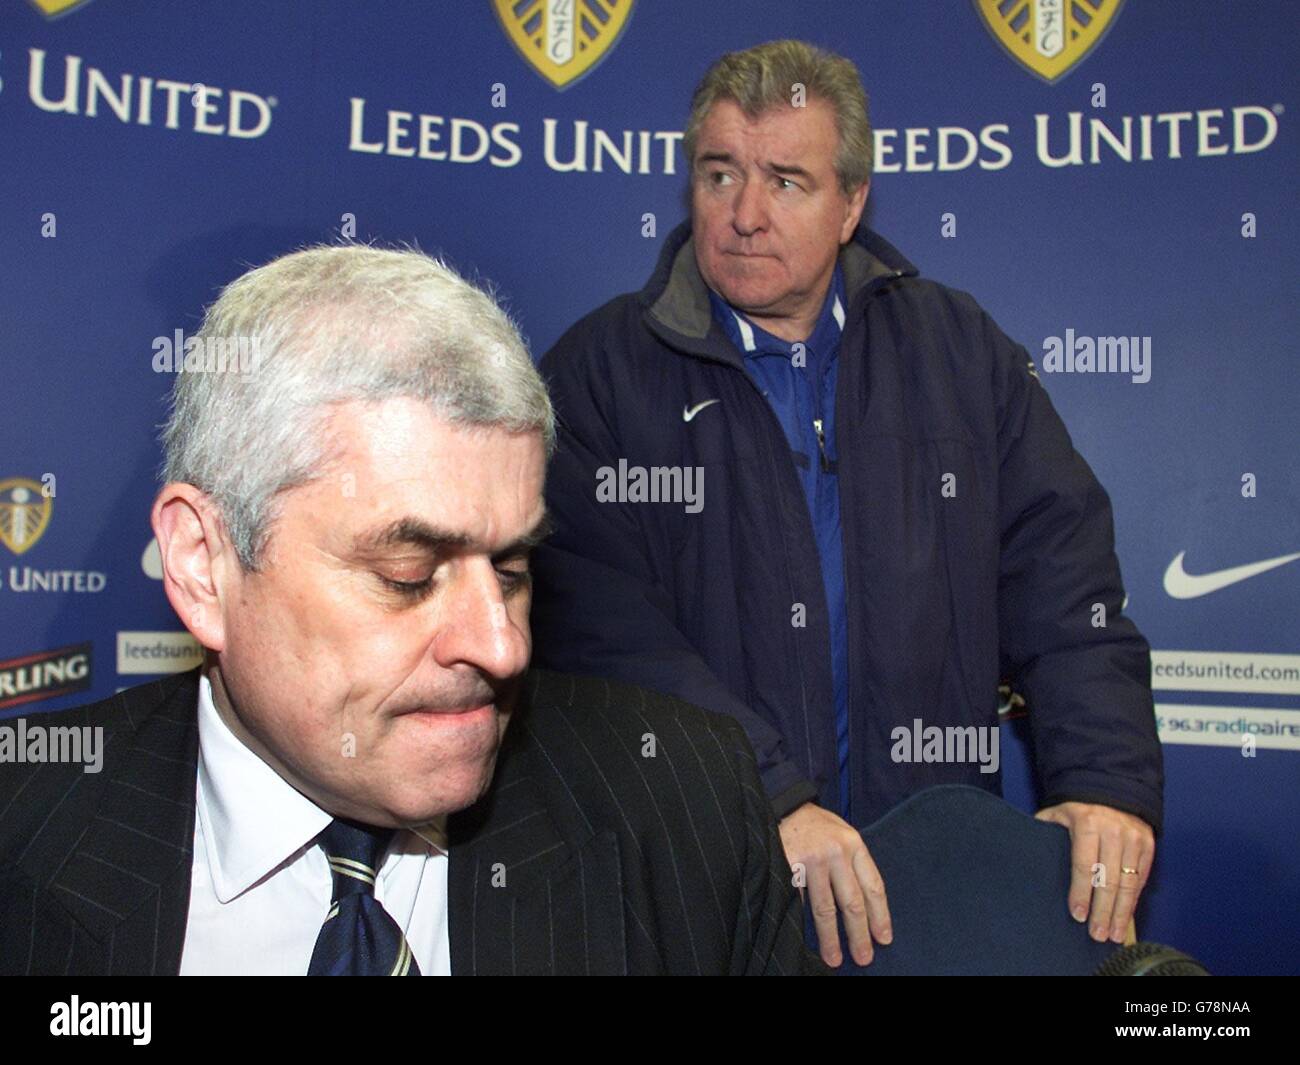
708, 267, 852, 819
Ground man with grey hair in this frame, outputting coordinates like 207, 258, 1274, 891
0, 244, 815, 975
532, 39, 1163, 970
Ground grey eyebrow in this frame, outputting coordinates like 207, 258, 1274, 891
352, 511, 553, 559
769, 162, 813, 179
352, 518, 471, 555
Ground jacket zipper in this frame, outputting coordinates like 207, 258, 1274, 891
812, 417, 831, 472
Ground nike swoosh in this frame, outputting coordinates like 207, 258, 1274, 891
682, 399, 721, 422
1163, 550, 1300, 599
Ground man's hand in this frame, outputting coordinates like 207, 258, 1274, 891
778, 802, 892, 967
1035, 801, 1155, 943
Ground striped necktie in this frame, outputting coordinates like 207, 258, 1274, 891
307, 818, 421, 976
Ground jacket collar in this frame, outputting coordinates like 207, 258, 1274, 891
640, 218, 919, 361
712, 264, 846, 356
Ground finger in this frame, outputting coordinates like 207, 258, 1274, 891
1139, 834, 1156, 896
1089, 828, 1124, 942
1067, 822, 1101, 923
806, 867, 843, 967
1108, 852, 1142, 942
1109, 829, 1152, 942
828, 849, 873, 966
852, 845, 893, 946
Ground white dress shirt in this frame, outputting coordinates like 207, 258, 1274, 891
179, 672, 451, 975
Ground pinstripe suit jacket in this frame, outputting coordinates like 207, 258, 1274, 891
0, 667, 814, 975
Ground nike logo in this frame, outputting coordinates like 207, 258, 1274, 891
1163, 549, 1300, 599
682, 399, 720, 422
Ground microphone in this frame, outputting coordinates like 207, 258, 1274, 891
1095, 942, 1211, 976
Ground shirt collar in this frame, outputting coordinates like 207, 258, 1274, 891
195, 670, 446, 903
709, 263, 846, 356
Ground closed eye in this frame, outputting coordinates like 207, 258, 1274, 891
378, 567, 528, 601
379, 574, 434, 599
496, 562, 531, 595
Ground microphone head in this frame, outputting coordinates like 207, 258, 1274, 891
1096, 942, 1211, 976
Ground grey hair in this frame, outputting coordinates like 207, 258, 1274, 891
683, 39, 873, 194
160, 243, 554, 571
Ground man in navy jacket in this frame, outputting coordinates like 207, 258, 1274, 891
531, 39, 1162, 969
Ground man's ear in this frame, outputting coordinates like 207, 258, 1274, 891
840, 180, 870, 243
151, 484, 233, 653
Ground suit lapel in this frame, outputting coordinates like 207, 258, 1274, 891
447, 685, 626, 975
46, 670, 199, 974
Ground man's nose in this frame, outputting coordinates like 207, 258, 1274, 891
732, 178, 769, 235
431, 561, 530, 681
